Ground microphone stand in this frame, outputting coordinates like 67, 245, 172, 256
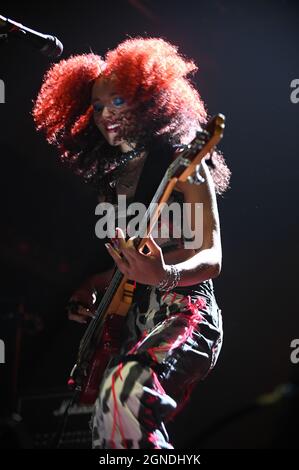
0, 14, 63, 58
0, 15, 10, 45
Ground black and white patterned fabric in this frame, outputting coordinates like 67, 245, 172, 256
92, 279, 223, 449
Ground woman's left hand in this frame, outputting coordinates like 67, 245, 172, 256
105, 227, 167, 286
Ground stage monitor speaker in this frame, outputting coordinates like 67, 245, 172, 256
17, 391, 93, 449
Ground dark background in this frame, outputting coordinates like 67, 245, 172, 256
0, 0, 298, 448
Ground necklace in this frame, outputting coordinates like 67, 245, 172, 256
116, 148, 144, 167
80, 146, 145, 192
100, 148, 143, 176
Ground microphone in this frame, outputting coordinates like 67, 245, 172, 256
0, 15, 63, 58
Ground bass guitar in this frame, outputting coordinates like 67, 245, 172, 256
68, 113, 225, 404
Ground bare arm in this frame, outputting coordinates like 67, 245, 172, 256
173, 159, 222, 286
104, 159, 222, 288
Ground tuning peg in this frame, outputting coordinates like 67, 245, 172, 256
187, 163, 205, 185
187, 174, 205, 185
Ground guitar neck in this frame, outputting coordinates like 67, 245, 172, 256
77, 157, 176, 359
135, 113, 225, 251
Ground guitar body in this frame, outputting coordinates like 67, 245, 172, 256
79, 313, 126, 405
68, 278, 136, 403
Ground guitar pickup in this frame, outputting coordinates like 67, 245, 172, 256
123, 280, 136, 304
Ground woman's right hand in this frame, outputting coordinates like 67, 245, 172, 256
66, 292, 97, 323
66, 288, 98, 324
66, 268, 114, 323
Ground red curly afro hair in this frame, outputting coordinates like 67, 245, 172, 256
103, 37, 207, 145
33, 53, 105, 151
33, 37, 230, 194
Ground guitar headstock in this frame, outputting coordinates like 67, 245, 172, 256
168, 113, 225, 183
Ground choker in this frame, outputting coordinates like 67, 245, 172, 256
79, 146, 145, 190
109, 149, 146, 189
100, 148, 144, 177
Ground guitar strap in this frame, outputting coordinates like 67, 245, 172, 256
133, 140, 175, 208
129, 139, 175, 295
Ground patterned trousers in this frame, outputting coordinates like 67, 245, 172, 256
92, 280, 223, 449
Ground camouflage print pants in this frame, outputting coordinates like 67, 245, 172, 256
92, 280, 223, 449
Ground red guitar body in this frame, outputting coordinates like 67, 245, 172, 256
78, 314, 126, 405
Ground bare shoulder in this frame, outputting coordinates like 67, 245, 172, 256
174, 160, 216, 204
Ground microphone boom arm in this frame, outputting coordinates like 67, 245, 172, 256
0, 14, 63, 58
